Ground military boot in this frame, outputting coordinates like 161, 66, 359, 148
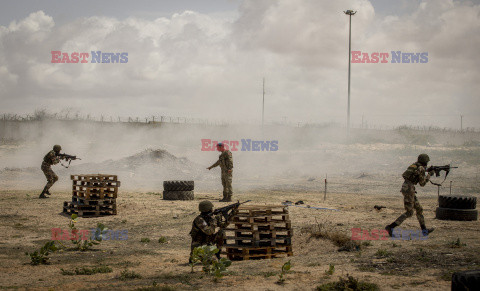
219, 193, 228, 202
39, 189, 49, 199
385, 222, 398, 237
421, 225, 435, 236
43, 186, 51, 195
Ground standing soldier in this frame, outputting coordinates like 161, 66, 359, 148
189, 201, 225, 262
40, 145, 62, 199
207, 142, 233, 202
385, 154, 435, 236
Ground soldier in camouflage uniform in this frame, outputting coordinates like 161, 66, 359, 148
39, 145, 62, 199
385, 154, 435, 236
189, 201, 225, 262
207, 143, 233, 202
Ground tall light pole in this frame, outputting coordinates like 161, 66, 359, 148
344, 9, 356, 134
262, 77, 265, 128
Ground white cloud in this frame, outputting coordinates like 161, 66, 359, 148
0, 0, 478, 128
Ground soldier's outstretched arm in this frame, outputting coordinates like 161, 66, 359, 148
207, 159, 220, 170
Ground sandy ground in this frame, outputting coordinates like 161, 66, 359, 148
0, 185, 479, 291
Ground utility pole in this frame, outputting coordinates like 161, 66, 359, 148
262, 77, 265, 128
344, 10, 356, 135
460, 115, 463, 132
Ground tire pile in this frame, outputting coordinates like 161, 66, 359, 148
452, 269, 480, 290
163, 180, 194, 200
436, 195, 478, 221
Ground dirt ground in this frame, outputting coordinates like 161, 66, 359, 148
1, 186, 479, 291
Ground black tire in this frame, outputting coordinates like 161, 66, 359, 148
452, 269, 480, 291
435, 207, 478, 221
439, 195, 477, 209
163, 190, 194, 201
163, 181, 194, 191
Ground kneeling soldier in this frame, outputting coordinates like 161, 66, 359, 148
189, 201, 225, 262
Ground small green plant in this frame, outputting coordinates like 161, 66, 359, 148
190, 245, 232, 279
375, 249, 391, 258
325, 264, 335, 276
119, 269, 142, 280
361, 241, 372, 247
68, 214, 107, 251
60, 265, 112, 275
448, 238, 466, 248
121, 219, 127, 224
158, 237, 167, 244
141, 238, 151, 243
391, 242, 399, 248
25, 241, 58, 265
277, 260, 292, 284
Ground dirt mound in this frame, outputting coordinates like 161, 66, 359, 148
66, 148, 215, 189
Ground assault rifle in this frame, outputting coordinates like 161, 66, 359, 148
57, 153, 81, 168
213, 200, 251, 222
426, 164, 458, 186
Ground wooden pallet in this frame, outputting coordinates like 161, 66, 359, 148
224, 245, 293, 260
71, 196, 116, 206
64, 201, 116, 211
72, 180, 121, 187
72, 186, 118, 193
231, 221, 292, 231
224, 228, 294, 237
71, 174, 118, 182
225, 237, 291, 247
63, 202, 117, 217
72, 188, 118, 199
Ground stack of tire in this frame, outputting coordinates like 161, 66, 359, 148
163, 181, 194, 200
436, 195, 477, 221
452, 269, 480, 290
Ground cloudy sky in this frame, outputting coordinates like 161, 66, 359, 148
0, 0, 479, 128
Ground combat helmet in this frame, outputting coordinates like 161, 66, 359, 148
53, 145, 62, 152
199, 200, 214, 213
417, 154, 430, 166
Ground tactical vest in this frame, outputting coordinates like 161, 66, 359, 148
189, 214, 215, 243
43, 150, 56, 164
402, 162, 422, 184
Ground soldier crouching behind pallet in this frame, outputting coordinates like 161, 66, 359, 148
385, 154, 435, 237
39, 145, 62, 199
189, 201, 226, 263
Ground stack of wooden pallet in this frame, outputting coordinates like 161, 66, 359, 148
223, 205, 293, 260
63, 174, 120, 217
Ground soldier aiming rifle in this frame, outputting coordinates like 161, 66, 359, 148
385, 154, 436, 237
39, 145, 80, 199
189, 200, 249, 262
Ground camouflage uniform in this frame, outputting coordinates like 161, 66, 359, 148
41, 150, 60, 193
209, 150, 233, 201
189, 213, 225, 260
393, 162, 430, 226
